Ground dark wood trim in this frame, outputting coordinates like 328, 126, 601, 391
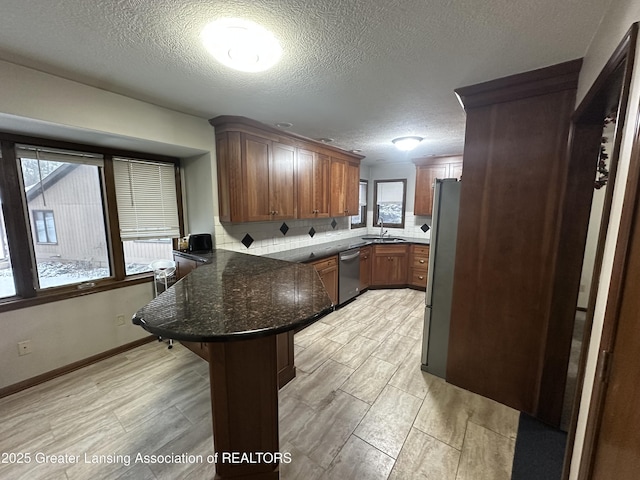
102, 154, 126, 280
0, 132, 179, 164
0, 335, 155, 399
455, 59, 583, 109
576, 80, 640, 480
0, 273, 153, 313
560, 22, 638, 480
373, 178, 407, 229
0, 140, 36, 298
209, 115, 365, 161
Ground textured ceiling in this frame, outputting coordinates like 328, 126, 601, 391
0, 0, 611, 164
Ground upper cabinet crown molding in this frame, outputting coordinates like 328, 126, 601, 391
454, 58, 583, 110
209, 115, 365, 160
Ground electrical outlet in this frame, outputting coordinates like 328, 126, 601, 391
18, 340, 32, 356
116, 314, 126, 326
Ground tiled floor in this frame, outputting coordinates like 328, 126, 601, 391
0, 288, 519, 479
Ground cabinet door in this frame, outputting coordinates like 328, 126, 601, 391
371, 245, 408, 285
310, 256, 339, 305
414, 165, 447, 216
298, 149, 330, 218
330, 158, 346, 216
345, 162, 360, 216
449, 161, 463, 180
271, 142, 296, 219
174, 255, 198, 280
243, 133, 272, 221
360, 246, 371, 291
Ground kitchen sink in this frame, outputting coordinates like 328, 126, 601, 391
361, 236, 407, 243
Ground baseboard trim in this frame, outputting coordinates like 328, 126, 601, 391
0, 335, 155, 399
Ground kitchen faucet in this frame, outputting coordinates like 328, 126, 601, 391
379, 220, 388, 238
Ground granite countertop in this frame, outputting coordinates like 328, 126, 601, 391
133, 250, 333, 342
264, 235, 430, 263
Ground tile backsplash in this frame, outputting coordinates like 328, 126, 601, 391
213, 211, 431, 255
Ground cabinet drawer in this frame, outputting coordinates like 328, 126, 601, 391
309, 255, 338, 272
373, 244, 409, 255
412, 255, 429, 268
410, 268, 428, 287
411, 245, 430, 256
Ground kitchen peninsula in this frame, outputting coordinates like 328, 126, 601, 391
132, 250, 333, 480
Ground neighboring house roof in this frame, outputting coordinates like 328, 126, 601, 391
25, 163, 79, 203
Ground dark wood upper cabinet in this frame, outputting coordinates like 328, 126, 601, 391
210, 116, 362, 223
297, 148, 330, 218
447, 59, 583, 427
413, 155, 463, 216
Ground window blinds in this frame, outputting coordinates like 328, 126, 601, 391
15, 145, 104, 166
113, 158, 180, 240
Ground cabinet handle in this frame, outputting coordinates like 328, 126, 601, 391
419, 259, 425, 264
418, 276, 424, 280
274, 210, 279, 215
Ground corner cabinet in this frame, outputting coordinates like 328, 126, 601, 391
309, 255, 339, 305
210, 116, 363, 223
371, 244, 409, 286
413, 155, 463, 216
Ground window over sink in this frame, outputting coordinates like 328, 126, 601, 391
373, 179, 406, 229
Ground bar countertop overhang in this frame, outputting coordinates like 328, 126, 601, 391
132, 250, 334, 342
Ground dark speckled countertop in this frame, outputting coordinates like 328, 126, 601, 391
265, 235, 430, 263
133, 250, 333, 342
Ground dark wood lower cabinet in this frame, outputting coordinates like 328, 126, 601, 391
371, 245, 409, 286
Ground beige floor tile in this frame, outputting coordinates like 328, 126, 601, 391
323, 320, 368, 345
393, 314, 424, 340
413, 379, 471, 450
371, 333, 417, 365
456, 421, 515, 480
330, 335, 380, 369
295, 337, 344, 373
360, 315, 401, 342
339, 356, 398, 404
322, 435, 395, 480
389, 427, 460, 480
334, 302, 384, 326
279, 394, 316, 446
285, 359, 355, 410
468, 393, 520, 440
354, 385, 422, 458
280, 442, 325, 480
288, 390, 370, 468
389, 357, 440, 399
294, 321, 336, 348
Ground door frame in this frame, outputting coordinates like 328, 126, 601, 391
560, 22, 639, 480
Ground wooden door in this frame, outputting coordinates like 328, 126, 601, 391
243, 133, 272, 221
270, 142, 296, 219
345, 162, 360, 216
371, 245, 408, 285
315, 153, 331, 217
414, 165, 447, 215
330, 158, 346, 216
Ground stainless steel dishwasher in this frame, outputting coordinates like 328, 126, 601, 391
339, 247, 360, 305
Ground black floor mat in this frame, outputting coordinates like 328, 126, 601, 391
511, 413, 568, 480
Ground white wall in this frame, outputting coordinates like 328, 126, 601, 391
570, 5, 640, 479
0, 60, 216, 390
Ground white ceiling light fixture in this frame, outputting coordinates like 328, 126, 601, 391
392, 136, 423, 151
201, 18, 282, 73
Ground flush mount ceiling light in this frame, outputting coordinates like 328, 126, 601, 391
275, 122, 293, 129
201, 18, 282, 72
392, 136, 423, 151
318, 137, 335, 143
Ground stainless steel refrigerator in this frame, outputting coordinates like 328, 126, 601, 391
421, 178, 461, 378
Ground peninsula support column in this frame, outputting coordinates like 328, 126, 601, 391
207, 335, 280, 480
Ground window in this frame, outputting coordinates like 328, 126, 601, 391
374, 179, 407, 229
0, 134, 182, 310
114, 158, 180, 275
33, 210, 57, 244
351, 180, 368, 228
18, 145, 111, 289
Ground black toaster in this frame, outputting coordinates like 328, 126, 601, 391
188, 233, 213, 253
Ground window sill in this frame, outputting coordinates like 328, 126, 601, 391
0, 274, 153, 313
